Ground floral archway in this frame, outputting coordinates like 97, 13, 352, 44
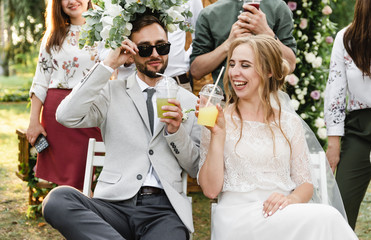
284, 0, 336, 146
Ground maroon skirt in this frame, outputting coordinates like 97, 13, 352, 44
35, 89, 102, 189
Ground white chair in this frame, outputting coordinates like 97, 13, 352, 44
83, 138, 106, 197
83, 138, 193, 238
309, 151, 329, 204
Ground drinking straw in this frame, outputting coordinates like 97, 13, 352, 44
156, 73, 170, 97
206, 66, 225, 107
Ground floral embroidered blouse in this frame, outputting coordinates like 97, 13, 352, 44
324, 27, 371, 136
30, 24, 99, 103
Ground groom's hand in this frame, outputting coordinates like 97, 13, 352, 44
160, 99, 183, 134
103, 39, 138, 70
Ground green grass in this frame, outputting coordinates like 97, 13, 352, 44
0, 102, 369, 239
0, 75, 32, 90
0, 102, 63, 240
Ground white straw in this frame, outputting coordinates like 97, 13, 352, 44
156, 73, 170, 97
206, 66, 225, 107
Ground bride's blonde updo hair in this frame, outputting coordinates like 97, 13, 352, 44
223, 35, 291, 153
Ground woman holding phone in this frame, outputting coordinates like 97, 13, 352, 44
27, 0, 102, 190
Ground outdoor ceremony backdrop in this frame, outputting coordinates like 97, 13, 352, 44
0, 0, 356, 144
1, 0, 368, 239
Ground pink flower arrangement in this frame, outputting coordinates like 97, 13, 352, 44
322, 5, 332, 15
285, 74, 299, 86
310, 90, 321, 100
299, 18, 308, 29
325, 36, 334, 44
287, 1, 297, 11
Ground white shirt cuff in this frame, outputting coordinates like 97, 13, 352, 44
100, 61, 115, 74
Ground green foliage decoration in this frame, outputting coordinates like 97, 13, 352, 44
284, 0, 338, 146
79, 0, 193, 49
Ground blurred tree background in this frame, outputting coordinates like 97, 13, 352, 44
0, 0, 45, 76
330, 0, 355, 29
0, 0, 356, 76
0, 0, 358, 129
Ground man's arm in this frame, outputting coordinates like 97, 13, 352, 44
190, 21, 250, 80
56, 63, 112, 128
57, 39, 138, 128
238, 5, 296, 71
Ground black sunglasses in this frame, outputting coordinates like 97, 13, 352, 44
137, 42, 171, 57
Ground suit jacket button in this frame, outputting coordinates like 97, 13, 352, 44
137, 174, 142, 180
149, 149, 154, 155
175, 149, 180, 154
170, 142, 175, 147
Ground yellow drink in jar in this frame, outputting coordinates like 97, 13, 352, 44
197, 105, 218, 127
157, 98, 176, 118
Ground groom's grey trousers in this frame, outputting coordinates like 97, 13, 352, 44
42, 186, 189, 240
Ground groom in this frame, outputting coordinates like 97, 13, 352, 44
42, 14, 201, 240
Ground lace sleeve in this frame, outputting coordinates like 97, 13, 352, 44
197, 127, 211, 183
289, 115, 313, 186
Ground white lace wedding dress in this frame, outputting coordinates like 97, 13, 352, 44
199, 111, 358, 240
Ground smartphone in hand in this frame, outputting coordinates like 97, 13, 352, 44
34, 134, 49, 153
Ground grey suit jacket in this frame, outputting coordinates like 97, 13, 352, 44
56, 63, 201, 232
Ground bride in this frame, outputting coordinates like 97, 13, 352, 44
197, 35, 358, 239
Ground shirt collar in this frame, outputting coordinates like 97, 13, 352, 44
136, 74, 151, 92
135, 74, 163, 92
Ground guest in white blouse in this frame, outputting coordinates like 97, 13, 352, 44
324, 0, 371, 230
198, 35, 357, 239
26, 0, 102, 190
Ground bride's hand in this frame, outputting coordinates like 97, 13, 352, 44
262, 192, 292, 217
195, 100, 225, 134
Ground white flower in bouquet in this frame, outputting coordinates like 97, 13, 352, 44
300, 113, 308, 119
100, 25, 111, 40
301, 34, 308, 42
182, 108, 195, 122
315, 118, 325, 128
167, 6, 186, 22
101, 15, 114, 27
167, 23, 177, 33
305, 52, 316, 64
317, 127, 327, 140
312, 56, 323, 68
290, 99, 300, 111
105, 2, 123, 17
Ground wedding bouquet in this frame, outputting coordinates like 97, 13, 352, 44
79, 0, 193, 49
